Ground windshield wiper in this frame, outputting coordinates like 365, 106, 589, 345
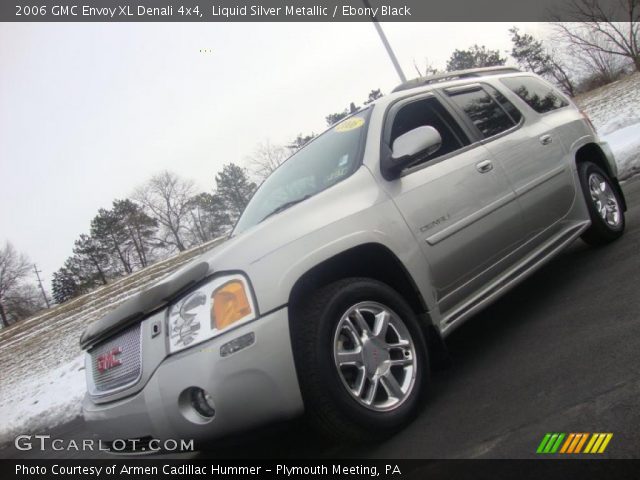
260, 195, 312, 223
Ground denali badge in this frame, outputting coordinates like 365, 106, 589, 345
97, 347, 123, 373
420, 214, 451, 233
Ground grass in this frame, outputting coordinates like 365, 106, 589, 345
0, 237, 226, 390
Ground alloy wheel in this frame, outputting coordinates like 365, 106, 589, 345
333, 301, 418, 412
588, 172, 621, 228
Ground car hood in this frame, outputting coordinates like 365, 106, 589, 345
79, 260, 210, 349
80, 166, 382, 349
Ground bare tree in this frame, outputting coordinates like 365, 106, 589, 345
245, 141, 290, 180
133, 171, 197, 252
562, 27, 630, 87
552, 0, 640, 72
3, 284, 45, 321
412, 57, 442, 77
0, 242, 31, 327
547, 53, 580, 96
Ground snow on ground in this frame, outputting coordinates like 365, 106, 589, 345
603, 123, 640, 180
0, 355, 86, 446
0, 238, 224, 447
0, 74, 639, 448
574, 72, 640, 180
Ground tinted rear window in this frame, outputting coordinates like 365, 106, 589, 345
485, 85, 522, 124
501, 76, 568, 114
448, 87, 516, 138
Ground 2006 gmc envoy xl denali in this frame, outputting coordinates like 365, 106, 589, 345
80, 67, 627, 445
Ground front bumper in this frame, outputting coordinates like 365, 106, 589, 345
82, 306, 304, 442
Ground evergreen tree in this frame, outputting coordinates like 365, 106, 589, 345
289, 133, 315, 151
509, 27, 553, 76
446, 45, 506, 71
72, 234, 110, 285
188, 192, 231, 243
509, 27, 576, 97
112, 199, 158, 268
91, 208, 132, 274
51, 246, 109, 304
325, 102, 360, 126
364, 89, 383, 104
51, 266, 82, 304
214, 164, 257, 225
325, 110, 349, 126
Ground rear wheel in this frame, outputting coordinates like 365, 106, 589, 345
578, 162, 625, 246
290, 278, 429, 442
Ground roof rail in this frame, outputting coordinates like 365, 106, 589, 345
392, 66, 521, 93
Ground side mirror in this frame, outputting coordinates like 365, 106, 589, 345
386, 126, 442, 176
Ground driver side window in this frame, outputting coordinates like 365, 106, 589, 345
390, 97, 470, 168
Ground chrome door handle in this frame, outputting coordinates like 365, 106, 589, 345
475, 160, 494, 173
539, 134, 553, 145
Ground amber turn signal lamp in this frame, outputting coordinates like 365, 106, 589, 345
211, 280, 252, 330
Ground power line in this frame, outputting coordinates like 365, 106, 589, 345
33, 264, 51, 308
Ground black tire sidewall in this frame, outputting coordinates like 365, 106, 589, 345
299, 279, 429, 437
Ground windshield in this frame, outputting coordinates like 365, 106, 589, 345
233, 108, 372, 234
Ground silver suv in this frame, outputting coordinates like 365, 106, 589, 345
81, 67, 626, 445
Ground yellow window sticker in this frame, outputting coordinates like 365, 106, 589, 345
335, 117, 365, 133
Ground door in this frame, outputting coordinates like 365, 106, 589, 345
485, 77, 577, 242
381, 93, 524, 315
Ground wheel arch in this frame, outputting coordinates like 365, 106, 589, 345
288, 243, 427, 315
575, 142, 627, 211
287, 243, 449, 369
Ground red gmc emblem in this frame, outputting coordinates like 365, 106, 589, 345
97, 347, 123, 373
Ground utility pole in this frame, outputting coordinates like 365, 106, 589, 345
362, 0, 407, 83
33, 264, 50, 308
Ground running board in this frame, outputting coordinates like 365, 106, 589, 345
441, 221, 589, 336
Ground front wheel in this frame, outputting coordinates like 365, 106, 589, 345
290, 278, 429, 442
578, 162, 625, 246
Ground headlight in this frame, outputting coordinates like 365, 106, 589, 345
167, 274, 256, 354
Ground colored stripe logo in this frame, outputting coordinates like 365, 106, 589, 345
536, 433, 613, 454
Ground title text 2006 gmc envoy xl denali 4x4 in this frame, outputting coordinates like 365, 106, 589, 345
81, 67, 627, 445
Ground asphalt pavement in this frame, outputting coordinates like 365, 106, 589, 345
3, 177, 640, 460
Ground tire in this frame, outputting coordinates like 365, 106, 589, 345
578, 162, 625, 246
290, 278, 429, 442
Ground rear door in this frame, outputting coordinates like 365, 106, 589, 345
381, 93, 524, 316
480, 77, 576, 243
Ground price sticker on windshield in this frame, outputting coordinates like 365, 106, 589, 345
335, 117, 365, 133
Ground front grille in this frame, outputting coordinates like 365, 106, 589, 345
89, 323, 142, 395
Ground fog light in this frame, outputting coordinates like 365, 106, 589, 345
190, 388, 216, 418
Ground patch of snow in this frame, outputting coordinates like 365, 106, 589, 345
602, 123, 640, 180
599, 115, 640, 136
0, 237, 225, 448
575, 73, 640, 180
575, 74, 640, 132
0, 354, 86, 447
